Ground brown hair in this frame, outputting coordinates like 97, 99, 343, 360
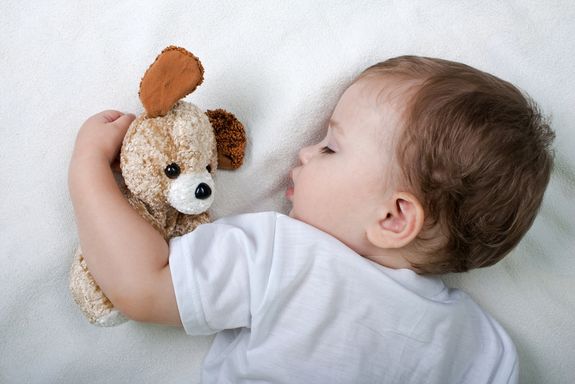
360, 56, 555, 274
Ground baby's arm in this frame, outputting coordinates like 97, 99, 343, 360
68, 111, 181, 326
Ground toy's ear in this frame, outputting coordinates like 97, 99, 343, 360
206, 109, 247, 170
139, 46, 204, 118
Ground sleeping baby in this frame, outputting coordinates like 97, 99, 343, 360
69, 55, 554, 383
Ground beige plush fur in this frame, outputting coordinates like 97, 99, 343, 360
69, 47, 246, 327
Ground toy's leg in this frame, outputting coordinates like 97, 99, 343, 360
69, 247, 128, 327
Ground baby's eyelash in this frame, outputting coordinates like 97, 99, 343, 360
320, 146, 335, 154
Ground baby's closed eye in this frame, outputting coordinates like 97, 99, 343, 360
320, 146, 335, 154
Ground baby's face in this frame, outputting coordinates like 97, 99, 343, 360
287, 76, 407, 254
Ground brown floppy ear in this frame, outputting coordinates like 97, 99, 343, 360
206, 109, 247, 170
139, 46, 204, 118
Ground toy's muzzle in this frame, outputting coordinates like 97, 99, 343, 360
168, 170, 215, 214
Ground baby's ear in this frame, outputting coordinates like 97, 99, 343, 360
205, 109, 247, 170
366, 192, 425, 249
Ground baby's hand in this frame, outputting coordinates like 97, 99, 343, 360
72, 111, 136, 165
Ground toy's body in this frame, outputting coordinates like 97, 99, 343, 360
69, 47, 246, 326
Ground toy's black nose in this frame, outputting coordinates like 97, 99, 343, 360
195, 183, 212, 200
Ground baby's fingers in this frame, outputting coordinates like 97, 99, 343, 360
85, 110, 124, 125
100, 110, 125, 123
75, 110, 136, 164
110, 113, 136, 132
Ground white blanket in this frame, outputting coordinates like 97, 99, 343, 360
1, 1, 573, 383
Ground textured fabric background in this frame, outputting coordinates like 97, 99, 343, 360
1, 1, 573, 383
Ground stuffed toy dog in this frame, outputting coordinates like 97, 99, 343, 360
69, 46, 246, 326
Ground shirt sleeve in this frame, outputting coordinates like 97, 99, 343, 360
168, 212, 277, 335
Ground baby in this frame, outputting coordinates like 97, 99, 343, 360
69, 56, 555, 383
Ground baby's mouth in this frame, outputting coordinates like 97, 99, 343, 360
286, 185, 294, 200
286, 170, 295, 200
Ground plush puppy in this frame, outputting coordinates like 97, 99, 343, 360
69, 46, 246, 326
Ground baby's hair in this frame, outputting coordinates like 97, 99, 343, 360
360, 56, 555, 274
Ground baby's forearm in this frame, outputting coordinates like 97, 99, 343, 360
69, 155, 169, 311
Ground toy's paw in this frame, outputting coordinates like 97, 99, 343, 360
93, 308, 129, 327
69, 247, 129, 327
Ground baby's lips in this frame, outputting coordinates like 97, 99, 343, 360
285, 186, 294, 200
286, 170, 295, 199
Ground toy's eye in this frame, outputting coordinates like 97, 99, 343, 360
206, 165, 212, 173
164, 163, 181, 179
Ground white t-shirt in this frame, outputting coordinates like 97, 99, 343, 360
169, 212, 518, 384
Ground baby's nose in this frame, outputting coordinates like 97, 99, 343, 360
298, 145, 314, 164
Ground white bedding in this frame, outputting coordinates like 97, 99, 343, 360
1, 1, 574, 383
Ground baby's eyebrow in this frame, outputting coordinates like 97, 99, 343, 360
329, 119, 344, 136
